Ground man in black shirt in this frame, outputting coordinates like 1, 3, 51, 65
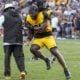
0, 3, 26, 80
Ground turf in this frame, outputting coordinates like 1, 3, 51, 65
0, 37, 80, 80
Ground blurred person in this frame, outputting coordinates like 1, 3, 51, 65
63, 8, 73, 38
71, 14, 76, 39
51, 13, 59, 38
47, 0, 55, 9
25, 4, 71, 80
56, 10, 66, 39
0, 3, 27, 80
19, 0, 27, 8
74, 12, 80, 38
55, 0, 68, 6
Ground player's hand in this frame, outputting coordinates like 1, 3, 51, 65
34, 24, 46, 33
38, 24, 46, 33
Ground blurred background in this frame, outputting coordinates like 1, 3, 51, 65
0, 0, 80, 39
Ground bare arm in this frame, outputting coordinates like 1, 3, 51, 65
25, 22, 34, 41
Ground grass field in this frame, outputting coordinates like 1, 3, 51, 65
0, 37, 80, 80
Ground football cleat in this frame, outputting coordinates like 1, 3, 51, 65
45, 58, 51, 70
64, 69, 71, 80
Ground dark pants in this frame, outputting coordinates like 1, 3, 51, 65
3, 45, 25, 76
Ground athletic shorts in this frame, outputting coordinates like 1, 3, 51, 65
32, 36, 57, 49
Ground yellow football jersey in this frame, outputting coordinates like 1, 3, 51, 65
26, 12, 52, 32
26, 11, 57, 49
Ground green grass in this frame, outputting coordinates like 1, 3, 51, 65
0, 37, 80, 80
